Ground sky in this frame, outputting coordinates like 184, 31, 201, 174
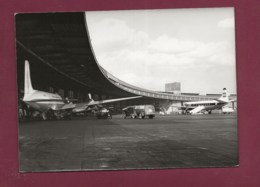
85, 8, 237, 94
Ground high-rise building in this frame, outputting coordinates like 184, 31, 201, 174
165, 82, 181, 94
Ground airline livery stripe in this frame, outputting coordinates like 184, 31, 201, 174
30, 99, 64, 102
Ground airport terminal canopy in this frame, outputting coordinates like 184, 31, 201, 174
16, 12, 133, 97
16, 12, 218, 102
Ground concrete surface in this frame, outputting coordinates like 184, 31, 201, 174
19, 113, 238, 172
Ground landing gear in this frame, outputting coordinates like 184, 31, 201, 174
42, 112, 48, 120
41, 109, 56, 120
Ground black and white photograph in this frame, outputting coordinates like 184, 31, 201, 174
16, 8, 238, 172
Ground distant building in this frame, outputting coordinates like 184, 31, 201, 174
165, 82, 181, 95
182, 92, 200, 96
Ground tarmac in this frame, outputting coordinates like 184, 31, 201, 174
19, 113, 238, 172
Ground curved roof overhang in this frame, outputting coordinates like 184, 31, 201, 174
16, 12, 225, 102
16, 12, 133, 97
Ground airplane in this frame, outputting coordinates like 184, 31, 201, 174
22, 60, 141, 120
180, 88, 236, 115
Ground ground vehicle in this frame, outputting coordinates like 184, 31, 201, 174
96, 108, 112, 119
222, 107, 235, 114
122, 105, 155, 119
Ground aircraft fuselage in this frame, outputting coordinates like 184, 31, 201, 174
184, 100, 227, 111
23, 90, 65, 112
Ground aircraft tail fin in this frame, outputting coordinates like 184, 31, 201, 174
24, 60, 35, 95
218, 88, 229, 102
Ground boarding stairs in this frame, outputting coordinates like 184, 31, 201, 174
190, 105, 205, 114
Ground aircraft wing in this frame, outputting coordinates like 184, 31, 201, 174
85, 96, 142, 106
215, 98, 237, 104
60, 103, 76, 110
73, 96, 142, 110
229, 98, 237, 102
215, 99, 229, 103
